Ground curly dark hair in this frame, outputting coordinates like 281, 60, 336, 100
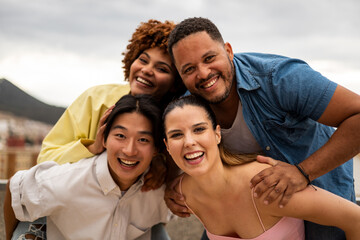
122, 19, 175, 81
122, 19, 186, 106
168, 17, 224, 62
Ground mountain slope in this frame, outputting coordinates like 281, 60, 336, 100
0, 78, 65, 124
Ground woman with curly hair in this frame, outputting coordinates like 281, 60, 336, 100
5, 19, 185, 240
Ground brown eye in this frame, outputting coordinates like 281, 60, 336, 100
194, 127, 205, 133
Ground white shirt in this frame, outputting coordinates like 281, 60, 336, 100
10, 151, 172, 240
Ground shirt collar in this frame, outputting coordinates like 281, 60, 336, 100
233, 55, 261, 91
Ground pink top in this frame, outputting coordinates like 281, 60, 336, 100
179, 176, 305, 240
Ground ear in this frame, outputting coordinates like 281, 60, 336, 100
224, 42, 234, 61
163, 138, 170, 152
215, 125, 221, 144
102, 137, 107, 149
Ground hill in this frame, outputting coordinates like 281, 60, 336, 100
0, 78, 65, 124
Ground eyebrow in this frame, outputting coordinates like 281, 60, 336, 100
112, 125, 153, 136
142, 51, 172, 70
166, 122, 208, 135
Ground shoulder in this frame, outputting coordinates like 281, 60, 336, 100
233, 161, 271, 181
12, 156, 96, 189
233, 52, 292, 68
40, 156, 96, 180
68, 83, 130, 113
83, 83, 130, 95
233, 52, 313, 76
78, 83, 130, 102
176, 174, 191, 196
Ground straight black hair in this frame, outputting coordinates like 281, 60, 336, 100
104, 94, 162, 149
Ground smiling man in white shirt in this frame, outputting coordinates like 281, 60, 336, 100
4, 94, 172, 240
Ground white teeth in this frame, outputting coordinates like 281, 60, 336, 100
121, 159, 136, 165
185, 152, 203, 160
136, 77, 153, 87
119, 158, 138, 167
202, 78, 217, 88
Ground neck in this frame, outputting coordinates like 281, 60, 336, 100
189, 159, 231, 198
210, 78, 239, 128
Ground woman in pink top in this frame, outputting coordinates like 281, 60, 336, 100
162, 95, 360, 240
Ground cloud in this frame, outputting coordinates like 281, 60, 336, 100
0, 0, 359, 107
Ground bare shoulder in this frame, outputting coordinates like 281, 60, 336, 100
176, 174, 192, 197
233, 161, 272, 181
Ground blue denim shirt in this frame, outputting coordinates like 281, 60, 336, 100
233, 52, 354, 201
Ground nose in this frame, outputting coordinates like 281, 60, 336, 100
196, 64, 211, 80
141, 64, 154, 76
184, 133, 196, 148
122, 140, 138, 156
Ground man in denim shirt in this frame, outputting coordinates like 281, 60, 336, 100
166, 17, 360, 240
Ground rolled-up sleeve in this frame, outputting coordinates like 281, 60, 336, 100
10, 161, 59, 222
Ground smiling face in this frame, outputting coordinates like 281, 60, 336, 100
104, 111, 156, 190
128, 47, 176, 100
164, 105, 221, 176
172, 31, 235, 104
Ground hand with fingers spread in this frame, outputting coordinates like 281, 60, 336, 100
250, 155, 309, 208
164, 174, 191, 218
87, 105, 115, 155
141, 153, 167, 192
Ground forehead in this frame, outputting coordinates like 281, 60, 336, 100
172, 32, 223, 65
143, 47, 172, 63
111, 112, 152, 132
165, 105, 209, 127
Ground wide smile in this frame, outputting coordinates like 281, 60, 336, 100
136, 77, 154, 88
200, 75, 219, 89
184, 151, 204, 165
117, 158, 140, 168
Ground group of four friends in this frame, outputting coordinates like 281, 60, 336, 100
4, 17, 360, 240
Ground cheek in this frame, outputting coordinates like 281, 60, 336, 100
143, 146, 156, 160
129, 62, 140, 79
167, 142, 182, 159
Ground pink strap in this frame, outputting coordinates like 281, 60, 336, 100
251, 188, 266, 232
179, 175, 195, 214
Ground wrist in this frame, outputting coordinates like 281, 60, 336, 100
294, 164, 311, 185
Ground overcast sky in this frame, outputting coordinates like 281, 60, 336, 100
1, 0, 359, 107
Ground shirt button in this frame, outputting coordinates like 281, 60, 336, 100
266, 146, 270, 151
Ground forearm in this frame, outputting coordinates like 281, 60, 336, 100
38, 139, 94, 164
4, 180, 18, 240
301, 113, 360, 181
